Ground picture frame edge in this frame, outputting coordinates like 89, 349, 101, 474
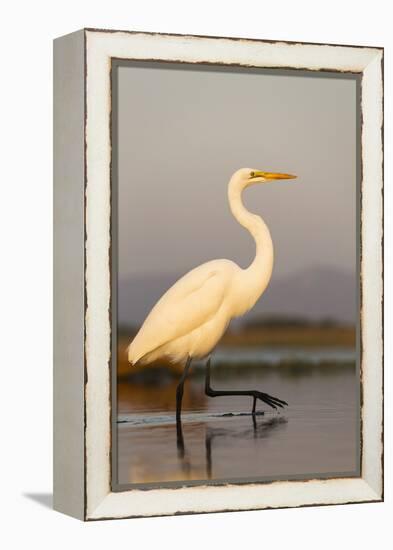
53, 28, 384, 521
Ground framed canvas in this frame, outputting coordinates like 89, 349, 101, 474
53, 28, 383, 521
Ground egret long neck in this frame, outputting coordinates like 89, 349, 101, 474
228, 175, 274, 314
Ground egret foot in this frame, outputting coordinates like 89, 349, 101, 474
204, 357, 288, 412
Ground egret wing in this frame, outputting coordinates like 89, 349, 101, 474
128, 267, 229, 364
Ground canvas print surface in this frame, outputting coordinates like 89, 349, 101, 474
112, 61, 360, 488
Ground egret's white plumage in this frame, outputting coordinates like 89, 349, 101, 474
128, 168, 295, 367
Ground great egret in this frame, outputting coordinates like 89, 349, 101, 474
127, 168, 296, 423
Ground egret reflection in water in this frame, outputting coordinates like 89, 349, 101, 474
176, 410, 287, 466
203, 416, 288, 479
117, 362, 358, 486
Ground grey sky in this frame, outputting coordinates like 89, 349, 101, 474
116, 62, 358, 324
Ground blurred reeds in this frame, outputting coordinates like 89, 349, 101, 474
117, 316, 355, 379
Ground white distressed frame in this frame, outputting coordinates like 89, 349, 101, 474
55, 28, 383, 520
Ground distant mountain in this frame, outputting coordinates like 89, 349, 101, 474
253, 266, 356, 325
118, 266, 356, 328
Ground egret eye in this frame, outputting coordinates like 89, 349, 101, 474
250, 171, 255, 177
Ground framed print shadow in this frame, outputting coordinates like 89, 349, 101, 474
53, 28, 383, 521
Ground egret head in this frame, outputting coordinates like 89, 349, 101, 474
235, 168, 297, 186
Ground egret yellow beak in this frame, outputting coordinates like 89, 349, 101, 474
250, 170, 297, 180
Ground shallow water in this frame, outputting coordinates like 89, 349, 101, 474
116, 360, 359, 487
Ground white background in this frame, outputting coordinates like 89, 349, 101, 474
1, 1, 391, 548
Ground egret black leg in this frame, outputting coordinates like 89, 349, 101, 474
204, 356, 288, 411
176, 356, 192, 425
252, 396, 257, 415
176, 357, 192, 454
